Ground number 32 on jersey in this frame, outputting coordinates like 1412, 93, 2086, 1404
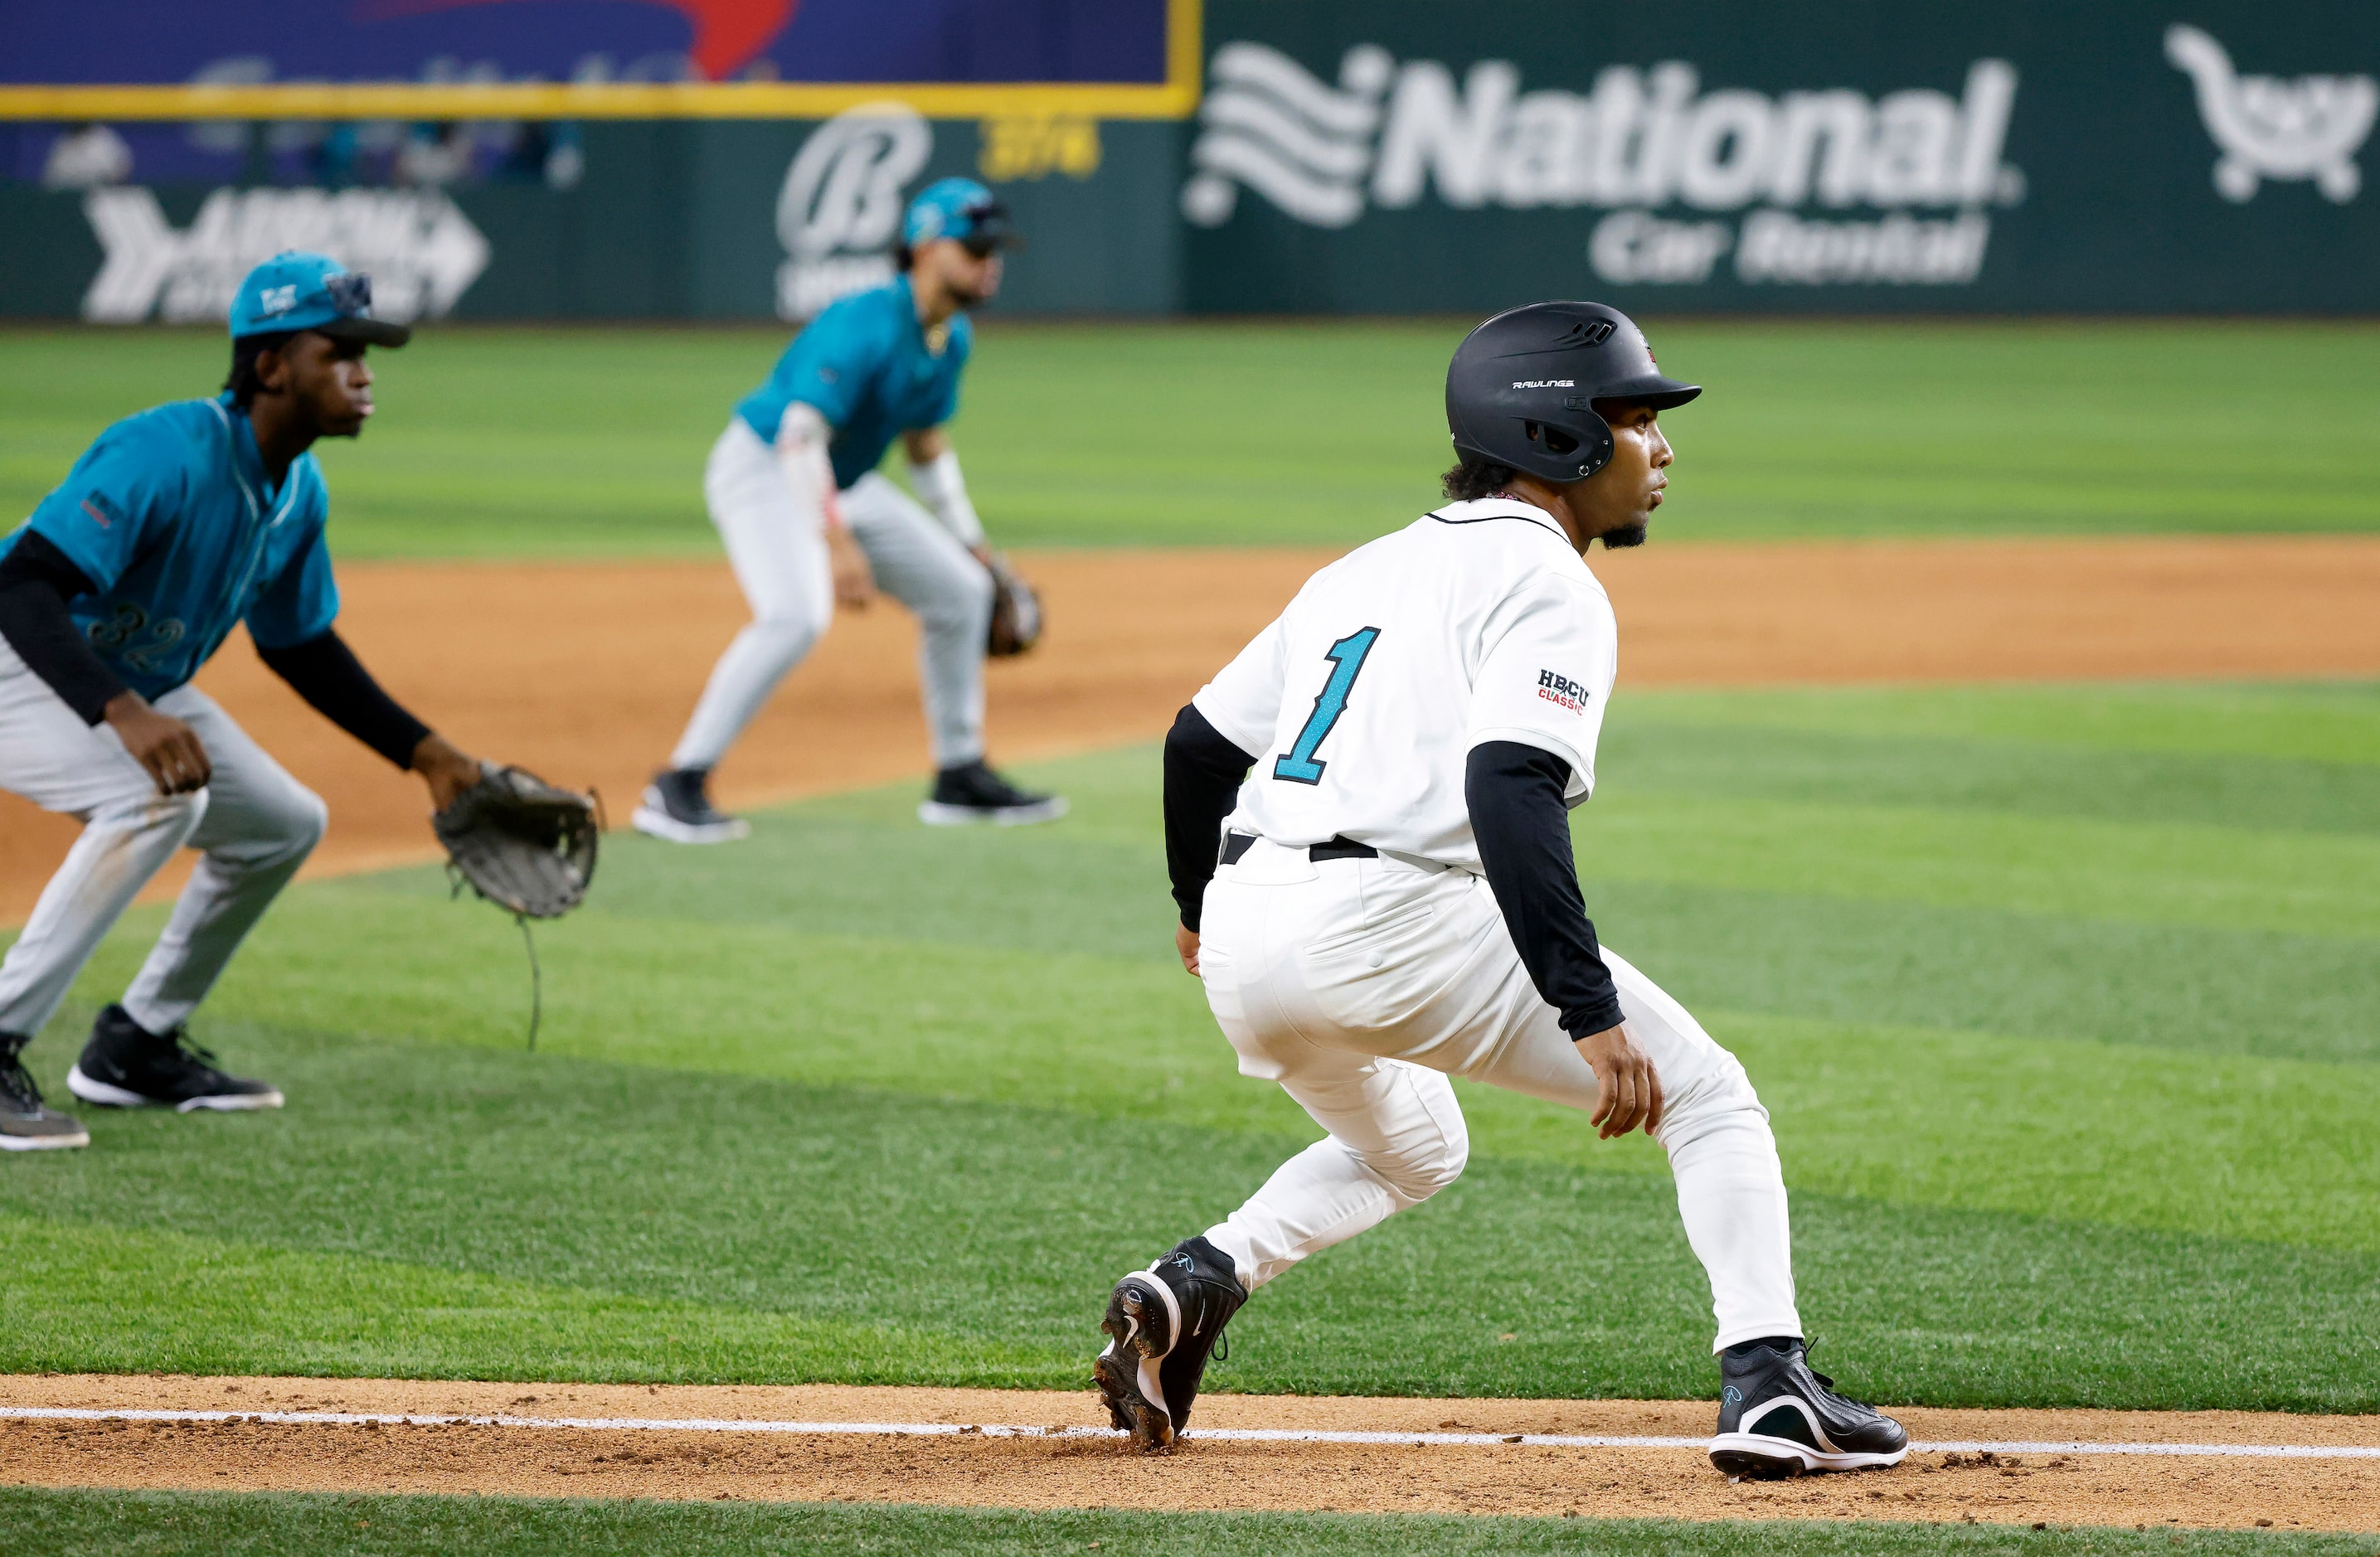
1273, 627, 1381, 785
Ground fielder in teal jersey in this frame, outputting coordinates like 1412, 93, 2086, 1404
635, 177, 1065, 842
0, 253, 493, 1152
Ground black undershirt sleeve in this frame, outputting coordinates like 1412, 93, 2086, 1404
0, 531, 128, 725
1163, 702, 1256, 932
255, 630, 433, 771
1466, 740, 1625, 1038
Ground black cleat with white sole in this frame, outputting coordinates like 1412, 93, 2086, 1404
1094, 1235, 1245, 1453
1708, 1340, 1908, 1478
918, 759, 1066, 827
632, 767, 750, 844
67, 1005, 284, 1113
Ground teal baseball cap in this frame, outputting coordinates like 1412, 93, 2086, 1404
227, 252, 411, 347
902, 178, 1021, 255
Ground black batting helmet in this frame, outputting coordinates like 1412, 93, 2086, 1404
1445, 302, 1700, 483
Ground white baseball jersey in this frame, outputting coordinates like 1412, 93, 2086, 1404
1192, 497, 1618, 870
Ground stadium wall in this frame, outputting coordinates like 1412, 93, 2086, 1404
1, 0, 2375, 321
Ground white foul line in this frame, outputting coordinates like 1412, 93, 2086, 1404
4, 1405, 2378, 1459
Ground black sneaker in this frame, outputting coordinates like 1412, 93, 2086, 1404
1094, 1235, 1245, 1453
917, 759, 1066, 827
632, 767, 750, 844
0, 1033, 89, 1152
67, 1005, 284, 1113
1708, 1341, 1910, 1477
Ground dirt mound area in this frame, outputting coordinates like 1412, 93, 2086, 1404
6, 536, 2378, 925
4, 1374, 2374, 1531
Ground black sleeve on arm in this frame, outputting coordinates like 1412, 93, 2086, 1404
1164, 702, 1256, 931
0, 532, 127, 725
255, 630, 433, 771
1466, 740, 1625, 1038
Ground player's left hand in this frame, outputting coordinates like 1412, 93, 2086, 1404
1175, 923, 1202, 977
1576, 1021, 1664, 1139
828, 525, 876, 609
410, 733, 483, 811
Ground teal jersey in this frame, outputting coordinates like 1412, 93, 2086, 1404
9, 395, 338, 701
735, 274, 972, 491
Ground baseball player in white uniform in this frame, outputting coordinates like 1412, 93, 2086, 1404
1093, 303, 1910, 1480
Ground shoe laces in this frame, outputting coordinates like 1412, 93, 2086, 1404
0, 1050, 44, 1110
165, 1029, 228, 1077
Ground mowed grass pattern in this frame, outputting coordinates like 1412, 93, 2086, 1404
4, 320, 2377, 554
2, 681, 2375, 1413
10, 1488, 2376, 1557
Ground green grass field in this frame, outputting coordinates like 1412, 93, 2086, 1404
7, 684, 2377, 1416
2, 323, 2376, 1551
5, 320, 2378, 553
17, 1488, 2378, 1557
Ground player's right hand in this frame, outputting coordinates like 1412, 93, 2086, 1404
828, 527, 877, 609
1575, 1021, 1664, 1140
104, 692, 212, 795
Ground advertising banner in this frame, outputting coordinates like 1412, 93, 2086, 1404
4, 1, 2376, 320
1179, 0, 2380, 313
0, 110, 1179, 322
0, 0, 1192, 119
0, 0, 1195, 323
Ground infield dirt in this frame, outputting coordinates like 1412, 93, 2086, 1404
5, 536, 2378, 924
3, 1374, 2375, 1532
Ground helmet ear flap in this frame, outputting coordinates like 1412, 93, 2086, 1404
1523, 417, 1616, 481
1525, 421, 1578, 456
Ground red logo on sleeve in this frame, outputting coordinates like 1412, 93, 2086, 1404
79, 497, 114, 530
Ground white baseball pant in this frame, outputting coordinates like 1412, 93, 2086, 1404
669, 417, 994, 774
0, 636, 327, 1043
1194, 837, 1804, 1351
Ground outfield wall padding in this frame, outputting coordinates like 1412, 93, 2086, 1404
2, 0, 2376, 319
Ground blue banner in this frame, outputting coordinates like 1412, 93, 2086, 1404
1, 0, 1168, 85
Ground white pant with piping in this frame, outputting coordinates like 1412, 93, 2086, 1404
669, 418, 994, 774
1195, 838, 1803, 1351
0, 637, 326, 1043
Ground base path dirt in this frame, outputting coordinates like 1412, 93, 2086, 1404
6, 536, 2378, 924
3, 1374, 2375, 1532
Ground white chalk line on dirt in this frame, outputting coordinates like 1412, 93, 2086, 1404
7, 1406, 2378, 1460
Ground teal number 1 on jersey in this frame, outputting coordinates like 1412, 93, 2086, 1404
1273, 628, 1382, 785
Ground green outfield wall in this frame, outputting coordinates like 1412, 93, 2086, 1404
2, 0, 2375, 321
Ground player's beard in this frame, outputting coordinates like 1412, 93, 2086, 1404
1599, 521, 1649, 550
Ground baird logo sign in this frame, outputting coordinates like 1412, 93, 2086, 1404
776, 103, 931, 321
1181, 41, 2023, 287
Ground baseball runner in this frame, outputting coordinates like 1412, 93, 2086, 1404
634, 177, 1063, 842
0, 253, 488, 1152
1095, 303, 1910, 1480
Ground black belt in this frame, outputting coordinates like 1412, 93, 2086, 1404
1220, 832, 1377, 866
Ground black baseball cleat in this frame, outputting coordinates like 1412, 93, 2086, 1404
67, 1005, 284, 1113
1094, 1235, 1245, 1453
632, 767, 750, 843
918, 759, 1067, 827
1, 1032, 89, 1152
1708, 1340, 1909, 1478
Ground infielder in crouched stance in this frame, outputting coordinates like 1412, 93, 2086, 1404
635, 177, 1062, 842
1096, 303, 1909, 1480
0, 254, 487, 1152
